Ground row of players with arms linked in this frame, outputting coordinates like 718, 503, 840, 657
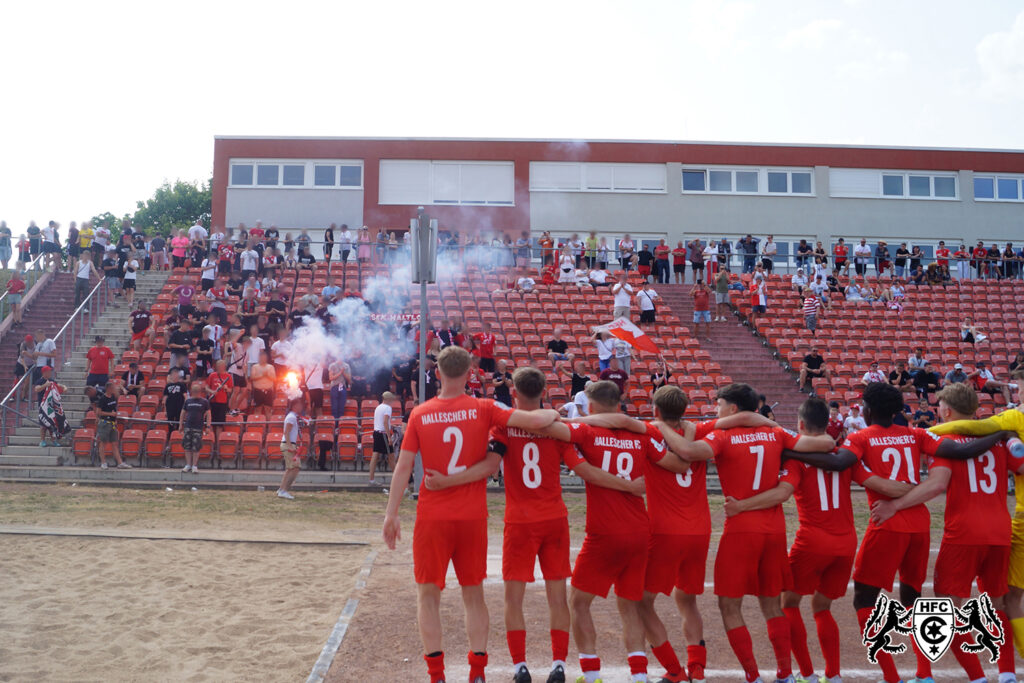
382, 344, 1024, 683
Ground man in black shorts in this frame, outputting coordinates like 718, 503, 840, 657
797, 347, 832, 392
179, 382, 210, 473
163, 368, 188, 432
546, 326, 575, 364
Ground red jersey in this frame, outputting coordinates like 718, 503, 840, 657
493, 424, 576, 524
749, 282, 767, 307
402, 395, 512, 521
935, 247, 950, 267
86, 346, 115, 374
6, 278, 25, 294
473, 333, 495, 359
973, 247, 988, 261
217, 243, 235, 262
206, 372, 233, 403
564, 422, 662, 535
781, 460, 856, 555
249, 227, 265, 239
833, 244, 848, 260
931, 436, 1013, 546
672, 247, 686, 265
844, 425, 943, 533
826, 416, 845, 441
655, 245, 670, 261
692, 288, 710, 311
541, 264, 557, 285
645, 420, 716, 536
703, 426, 801, 534
954, 249, 970, 260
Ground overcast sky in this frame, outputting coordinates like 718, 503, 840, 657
3, 0, 1024, 231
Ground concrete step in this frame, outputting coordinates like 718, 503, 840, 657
0, 454, 60, 466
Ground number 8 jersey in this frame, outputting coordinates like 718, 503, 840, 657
491, 424, 578, 524
402, 394, 513, 520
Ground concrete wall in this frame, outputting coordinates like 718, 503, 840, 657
529, 164, 1023, 248
224, 188, 363, 230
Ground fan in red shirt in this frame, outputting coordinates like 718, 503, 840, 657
935, 240, 951, 268
471, 321, 497, 373
382, 347, 559, 683
834, 382, 1008, 683
721, 398, 911, 683
671, 241, 687, 284
423, 367, 643, 683
871, 383, 1022, 682
216, 242, 235, 275
671, 383, 837, 683
973, 242, 990, 278
832, 239, 849, 275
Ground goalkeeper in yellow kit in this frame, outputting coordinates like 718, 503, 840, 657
931, 405, 1024, 656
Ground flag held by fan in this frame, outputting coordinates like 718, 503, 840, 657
595, 317, 661, 355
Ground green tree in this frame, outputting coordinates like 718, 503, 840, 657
131, 178, 211, 236
89, 211, 132, 243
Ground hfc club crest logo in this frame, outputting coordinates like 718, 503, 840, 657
862, 593, 1004, 664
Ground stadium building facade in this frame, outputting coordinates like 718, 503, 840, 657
213, 136, 1024, 263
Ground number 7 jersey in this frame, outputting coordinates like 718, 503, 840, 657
401, 394, 513, 521
491, 424, 578, 524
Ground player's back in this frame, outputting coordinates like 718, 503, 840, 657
645, 421, 711, 536
567, 422, 654, 535
845, 423, 940, 532
403, 393, 510, 520
706, 425, 799, 534
786, 460, 856, 553
932, 435, 1012, 546
496, 424, 572, 524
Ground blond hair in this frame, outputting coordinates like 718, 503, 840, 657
436, 346, 473, 380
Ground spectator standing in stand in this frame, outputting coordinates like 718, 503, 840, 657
179, 383, 211, 473
714, 269, 730, 322
6, 268, 26, 326
653, 239, 671, 283
832, 238, 850, 276
703, 239, 719, 284
739, 234, 759, 273
491, 360, 513, 406
761, 235, 777, 273
95, 381, 130, 469
748, 273, 767, 327
894, 242, 910, 278
853, 238, 872, 276
367, 392, 395, 486
611, 274, 632, 319
618, 234, 635, 271
794, 238, 812, 269
276, 397, 305, 499
636, 243, 655, 282
802, 287, 821, 335
636, 281, 659, 325
953, 243, 971, 279
671, 240, 686, 284
594, 331, 615, 372
717, 237, 732, 272
206, 360, 233, 439
691, 280, 712, 337
843, 403, 867, 433
85, 335, 115, 390
687, 238, 704, 284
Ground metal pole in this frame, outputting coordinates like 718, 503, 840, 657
418, 281, 426, 404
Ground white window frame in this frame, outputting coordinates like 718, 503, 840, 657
680, 165, 815, 197
378, 160, 515, 206
228, 159, 364, 190
877, 170, 959, 200
529, 162, 667, 194
973, 173, 1024, 203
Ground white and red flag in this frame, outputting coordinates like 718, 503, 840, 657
596, 317, 660, 355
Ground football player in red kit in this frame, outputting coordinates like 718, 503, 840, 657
669, 383, 838, 683
872, 383, 1022, 683
424, 367, 645, 683
382, 347, 560, 683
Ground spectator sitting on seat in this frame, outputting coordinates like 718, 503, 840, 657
588, 267, 610, 290
969, 360, 1017, 406
798, 346, 832, 391
945, 362, 968, 385
809, 274, 830, 308
826, 273, 841, 295
911, 398, 936, 428
890, 280, 906, 300
1010, 351, 1024, 381
861, 361, 887, 386
844, 279, 865, 302
514, 269, 536, 295
909, 265, 926, 285
888, 360, 914, 393
907, 348, 927, 376
121, 362, 144, 399
913, 362, 941, 404
960, 317, 988, 344
546, 326, 574, 363
791, 267, 808, 293
844, 403, 867, 433
540, 259, 557, 285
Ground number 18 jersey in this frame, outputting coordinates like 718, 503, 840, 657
492, 425, 576, 524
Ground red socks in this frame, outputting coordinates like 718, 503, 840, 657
950, 632, 985, 681
997, 610, 1015, 674
686, 642, 707, 678
507, 630, 526, 667
651, 641, 683, 677
766, 615, 793, 679
813, 609, 842, 679
726, 626, 760, 682
909, 637, 933, 680
579, 654, 601, 676
424, 651, 445, 683
858, 606, 901, 683
551, 629, 569, 665
468, 651, 488, 680
783, 607, 813, 677
627, 652, 648, 676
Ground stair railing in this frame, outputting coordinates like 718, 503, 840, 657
0, 275, 112, 450
0, 253, 48, 324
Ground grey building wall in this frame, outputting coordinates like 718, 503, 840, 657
529, 164, 1022, 248
224, 188, 363, 230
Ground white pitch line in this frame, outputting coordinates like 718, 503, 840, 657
441, 665, 970, 681
306, 550, 378, 683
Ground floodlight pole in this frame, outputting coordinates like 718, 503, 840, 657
410, 209, 438, 404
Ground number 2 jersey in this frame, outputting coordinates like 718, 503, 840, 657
703, 426, 801, 534
491, 424, 577, 524
930, 435, 1013, 546
645, 419, 716, 536
843, 424, 943, 533
564, 422, 666, 536
401, 394, 512, 521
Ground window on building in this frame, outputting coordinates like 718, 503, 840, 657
974, 177, 995, 199
683, 167, 813, 196
998, 178, 1020, 200
882, 175, 904, 196
933, 176, 956, 198
767, 172, 788, 193
381, 160, 514, 205
314, 165, 336, 186
256, 165, 279, 186
529, 162, 666, 193
791, 172, 812, 194
231, 164, 253, 186
682, 170, 706, 191
708, 170, 732, 192
974, 174, 1024, 202
339, 165, 362, 187
735, 171, 758, 192
908, 175, 930, 197
282, 165, 305, 186
831, 169, 958, 199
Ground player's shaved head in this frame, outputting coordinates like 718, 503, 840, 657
935, 383, 979, 418
512, 366, 545, 401
653, 385, 688, 422
715, 383, 759, 413
585, 380, 621, 409
797, 397, 829, 434
436, 346, 472, 379
861, 382, 904, 425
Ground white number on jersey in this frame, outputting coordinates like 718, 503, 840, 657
443, 426, 465, 475
966, 451, 997, 494
600, 450, 635, 479
881, 446, 918, 484
750, 445, 765, 489
522, 442, 542, 489
816, 469, 841, 511
676, 469, 692, 487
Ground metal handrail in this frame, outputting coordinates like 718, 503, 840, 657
0, 273, 111, 449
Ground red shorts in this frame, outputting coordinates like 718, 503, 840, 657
789, 541, 854, 600
572, 532, 650, 601
933, 543, 1010, 599
645, 533, 710, 596
714, 531, 791, 598
413, 518, 487, 590
852, 527, 929, 593
638, 265, 651, 276
131, 329, 148, 343
502, 518, 571, 582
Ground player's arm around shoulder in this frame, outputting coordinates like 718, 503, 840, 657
651, 420, 695, 473
724, 480, 795, 517
656, 420, 714, 462
506, 407, 561, 433
571, 412, 646, 433
932, 428, 1018, 460
870, 465, 950, 525
571, 460, 644, 497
